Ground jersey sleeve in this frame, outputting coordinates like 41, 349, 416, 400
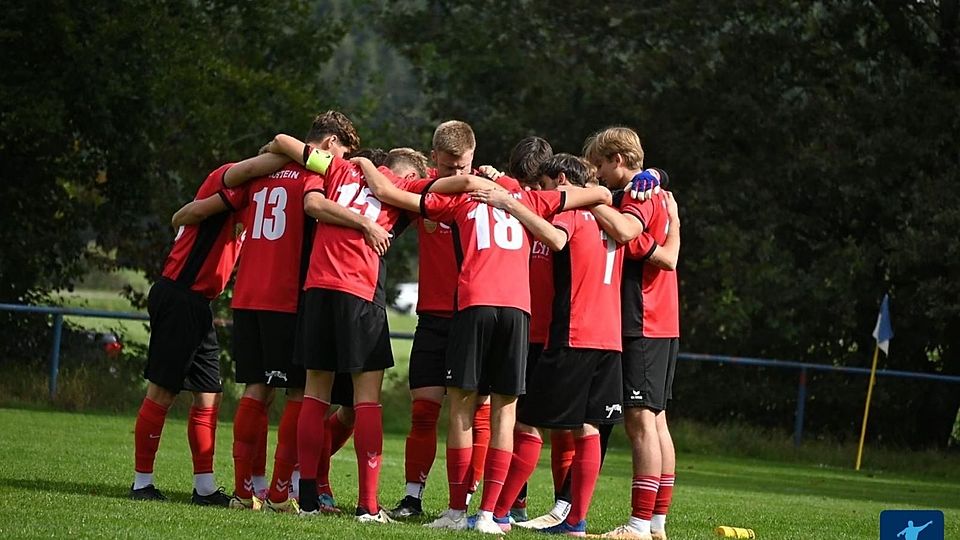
204, 163, 246, 211
420, 192, 461, 223
551, 210, 577, 241
219, 183, 249, 212
397, 177, 434, 194
494, 175, 522, 191
520, 190, 566, 218
624, 231, 658, 260
619, 196, 655, 230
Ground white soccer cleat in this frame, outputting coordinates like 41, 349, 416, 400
355, 507, 394, 524
598, 524, 653, 540
474, 514, 511, 534
425, 509, 468, 530
516, 500, 570, 529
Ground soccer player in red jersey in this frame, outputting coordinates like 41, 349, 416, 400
387, 121, 499, 520
354, 157, 612, 534
584, 127, 682, 540
129, 152, 288, 505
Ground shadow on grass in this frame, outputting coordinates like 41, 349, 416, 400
0, 476, 194, 504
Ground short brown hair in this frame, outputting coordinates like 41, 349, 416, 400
508, 136, 553, 183
537, 153, 591, 187
305, 110, 360, 152
432, 120, 476, 155
386, 147, 429, 178
582, 126, 644, 169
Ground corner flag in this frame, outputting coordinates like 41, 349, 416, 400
872, 294, 894, 355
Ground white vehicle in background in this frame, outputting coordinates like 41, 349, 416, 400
393, 282, 419, 314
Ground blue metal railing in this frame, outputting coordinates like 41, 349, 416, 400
3, 302, 959, 447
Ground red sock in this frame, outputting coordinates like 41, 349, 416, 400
466, 403, 491, 490
405, 399, 441, 484
446, 446, 473, 511
252, 404, 268, 479
318, 411, 353, 496
268, 399, 301, 503
493, 432, 542, 517
654, 473, 675, 516
188, 406, 219, 474
550, 430, 576, 494
297, 397, 329, 480
479, 447, 513, 513
567, 434, 601, 525
631, 475, 661, 520
134, 398, 169, 474
354, 402, 383, 513
232, 397, 266, 498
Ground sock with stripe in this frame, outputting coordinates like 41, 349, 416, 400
652, 473, 675, 531
630, 474, 660, 533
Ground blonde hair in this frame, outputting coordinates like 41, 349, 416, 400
386, 147, 429, 178
432, 120, 476, 155
582, 127, 644, 169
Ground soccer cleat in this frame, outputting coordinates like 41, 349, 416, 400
388, 495, 423, 519
298, 508, 321, 518
129, 484, 167, 501
191, 487, 231, 507
355, 506, 394, 524
425, 509, 468, 530
517, 510, 566, 530
263, 497, 300, 514
228, 494, 263, 510
318, 493, 341, 514
473, 514, 512, 534
596, 524, 653, 540
254, 488, 270, 501
650, 531, 667, 540
510, 506, 529, 523
541, 519, 588, 536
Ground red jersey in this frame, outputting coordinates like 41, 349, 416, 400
414, 173, 521, 317
420, 189, 566, 313
617, 191, 680, 338
231, 163, 319, 313
548, 209, 624, 351
528, 239, 553, 344
303, 156, 420, 305
161, 164, 248, 300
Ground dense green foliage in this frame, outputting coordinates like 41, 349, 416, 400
2, 1, 958, 445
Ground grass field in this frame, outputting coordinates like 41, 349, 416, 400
0, 408, 956, 539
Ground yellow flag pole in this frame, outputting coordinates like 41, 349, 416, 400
855, 344, 881, 471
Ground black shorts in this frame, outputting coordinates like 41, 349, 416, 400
622, 337, 678, 411
408, 314, 452, 389
233, 309, 305, 388
518, 347, 623, 429
516, 342, 545, 413
144, 278, 222, 394
445, 306, 529, 396
295, 288, 394, 373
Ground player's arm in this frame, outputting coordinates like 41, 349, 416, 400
262, 134, 312, 165
642, 192, 681, 270
559, 185, 613, 210
222, 152, 290, 187
171, 194, 228, 227
428, 174, 504, 194
590, 204, 643, 244
303, 192, 392, 256
352, 157, 422, 212
473, 189, 567, 251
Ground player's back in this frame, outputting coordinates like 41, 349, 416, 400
549, 209, 624, 351
161, 163, 247, 300
232, 162, 317, 313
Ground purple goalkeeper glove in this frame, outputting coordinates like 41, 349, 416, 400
629, 168, 665, 201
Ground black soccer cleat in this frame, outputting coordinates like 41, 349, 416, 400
191, 487, 231, 507
129, 484, 167, 501
387, 495, 423, 519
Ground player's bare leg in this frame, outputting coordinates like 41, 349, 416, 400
603, 407, 660, 539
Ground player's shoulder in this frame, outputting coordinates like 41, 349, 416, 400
197, 162, 236, 196
493, 174, 522, 191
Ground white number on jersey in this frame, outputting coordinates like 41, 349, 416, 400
251, 186, 288, 240
335, 183, 382, 221
601, 230, 616, 285
467, 203, 524, 250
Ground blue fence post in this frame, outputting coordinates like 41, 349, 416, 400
793, 367, 808, 447
48, 313, 64, 399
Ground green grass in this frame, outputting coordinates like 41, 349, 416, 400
0, 408, 957, 539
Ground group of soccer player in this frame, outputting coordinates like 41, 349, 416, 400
128, 110, 681, 540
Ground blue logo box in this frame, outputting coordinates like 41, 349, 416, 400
879, 510, 944, 540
